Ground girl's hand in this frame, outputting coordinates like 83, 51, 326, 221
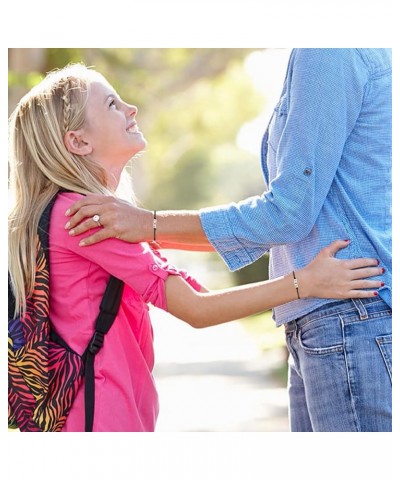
296, 240, 383, 299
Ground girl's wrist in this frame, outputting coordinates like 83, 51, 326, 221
294, 268, 311, 299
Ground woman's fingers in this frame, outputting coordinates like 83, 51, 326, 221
69, 216, 101, 236
64, 195, 143, 244
78, 229, 114, 247
65, 195, 114, 230
65, 194, 113, 216
65, 204, 106, 230
65, 206, 102, 232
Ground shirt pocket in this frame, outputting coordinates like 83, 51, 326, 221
268, 93, 289, 153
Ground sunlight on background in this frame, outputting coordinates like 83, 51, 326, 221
153, 48, 292, 432
165, 48, 292, 285
237, 48, 291, 155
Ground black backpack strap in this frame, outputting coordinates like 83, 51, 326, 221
9, 192, 59, 319
38, 193, 61, 262
8, 273, 16, 320
83, 275, 124, 432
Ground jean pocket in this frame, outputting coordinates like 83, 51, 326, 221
298, 319, 344, 355
376, 334, 392, 382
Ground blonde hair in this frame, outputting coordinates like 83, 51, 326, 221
9, 63, 115, 316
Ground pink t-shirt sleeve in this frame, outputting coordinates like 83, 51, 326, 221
53, 193, 202, 310
148, 248, 203, 291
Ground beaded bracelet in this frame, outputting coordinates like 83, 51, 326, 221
153, 210, 157, 242
292, 271, 300, 299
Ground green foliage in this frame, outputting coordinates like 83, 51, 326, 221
232, 254, 270, 286
143, 58, 266, 209
8, 70, 44, 90
46, 48, 87, 71
9, 48, 270, 286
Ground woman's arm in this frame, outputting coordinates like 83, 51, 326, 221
165, 240, 383, 328
64, 195, 209, 248
150, 240, 215, 252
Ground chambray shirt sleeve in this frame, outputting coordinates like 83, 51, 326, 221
200, 49, 369, 271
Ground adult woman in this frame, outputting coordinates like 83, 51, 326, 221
8, 63, 382, 432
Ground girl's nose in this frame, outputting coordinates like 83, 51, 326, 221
127, 104, 137, 117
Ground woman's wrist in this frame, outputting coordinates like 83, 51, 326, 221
136, 208, 155, 242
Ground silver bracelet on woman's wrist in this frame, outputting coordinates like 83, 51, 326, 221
153, 210, 157, 242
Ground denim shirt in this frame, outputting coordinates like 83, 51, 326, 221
200, 48, 392, 326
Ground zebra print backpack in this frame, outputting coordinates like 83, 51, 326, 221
8, 192, 124, 432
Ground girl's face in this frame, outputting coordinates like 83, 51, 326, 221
82, 78, 147, 175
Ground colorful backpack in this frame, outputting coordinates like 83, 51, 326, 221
8, 193, 124, 432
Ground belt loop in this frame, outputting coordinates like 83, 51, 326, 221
284, 320, 297, 335
351, 299, 369, 320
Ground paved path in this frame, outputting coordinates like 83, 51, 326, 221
151, 307, 289, 432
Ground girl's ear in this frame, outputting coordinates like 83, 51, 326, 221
64, 129, 93, 155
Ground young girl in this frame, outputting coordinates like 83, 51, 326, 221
8, 63, 382, 432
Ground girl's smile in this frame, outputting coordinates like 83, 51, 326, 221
82, 80, 147, 167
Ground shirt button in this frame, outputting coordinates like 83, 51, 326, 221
151, 265, 159, 271
303, 168, 312, 176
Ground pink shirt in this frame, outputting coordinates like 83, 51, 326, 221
49, 192, 201, 432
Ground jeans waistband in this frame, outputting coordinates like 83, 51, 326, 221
284, 297, 391, 333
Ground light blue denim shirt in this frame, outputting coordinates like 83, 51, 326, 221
200, 48, 392, 326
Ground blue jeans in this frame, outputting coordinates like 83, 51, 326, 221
284, 298, 392, 431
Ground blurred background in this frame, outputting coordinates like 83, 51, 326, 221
8, 48, 291, 431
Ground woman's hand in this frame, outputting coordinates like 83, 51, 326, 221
296, 240, 383, 299
65, 195, 152, 245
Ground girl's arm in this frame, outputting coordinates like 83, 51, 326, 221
165, 240, 383, 328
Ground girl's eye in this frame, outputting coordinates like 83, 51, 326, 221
109, 99, 116, 108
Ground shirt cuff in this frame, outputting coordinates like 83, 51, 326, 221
200, 205, 266, 271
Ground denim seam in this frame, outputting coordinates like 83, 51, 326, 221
330, 182, 360, 256
340, 314, 361, 432
341, 310, 392, 324
300, 310, 391, 332
375, 335, 392, 382
297, 300, 389, 328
